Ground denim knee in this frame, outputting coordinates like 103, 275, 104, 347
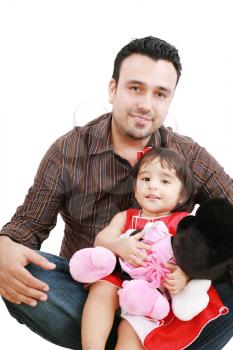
3, 251, 87, 349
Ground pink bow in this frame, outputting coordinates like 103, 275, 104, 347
120, 255, 171, 288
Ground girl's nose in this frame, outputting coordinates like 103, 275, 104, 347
148, 180, 158, 189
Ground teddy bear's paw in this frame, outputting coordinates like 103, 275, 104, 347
172, 279, 211, 321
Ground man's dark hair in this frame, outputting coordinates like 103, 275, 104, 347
112, 36, 182, 85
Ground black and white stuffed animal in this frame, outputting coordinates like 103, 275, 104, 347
173, 198, 233, 283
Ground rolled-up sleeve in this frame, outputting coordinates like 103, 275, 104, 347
0, 139, 66, 249
191, 144, 233, 204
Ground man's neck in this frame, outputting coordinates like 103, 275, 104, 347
111, 127, 150, 167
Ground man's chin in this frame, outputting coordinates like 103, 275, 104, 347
126, 130, 153, 140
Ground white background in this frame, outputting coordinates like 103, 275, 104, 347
0, 0, 233, 348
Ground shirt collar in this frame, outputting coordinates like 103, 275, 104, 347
85, 112, 164, 155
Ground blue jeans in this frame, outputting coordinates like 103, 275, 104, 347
3, 251, 119, 349
3, 252, 233, 349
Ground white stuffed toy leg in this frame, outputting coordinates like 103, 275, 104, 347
171, 279, 211, 321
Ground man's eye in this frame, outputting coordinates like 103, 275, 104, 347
130, 86, 140, 92
158, 92, 164, 97
154, 91, 166, 98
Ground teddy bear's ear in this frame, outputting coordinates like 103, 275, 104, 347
196, 198, 233, 242
195, 198, 233, 262
173, 215, 211, 278
173, 198, 233, 281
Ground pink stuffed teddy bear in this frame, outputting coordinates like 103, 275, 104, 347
70, 221, 211, 321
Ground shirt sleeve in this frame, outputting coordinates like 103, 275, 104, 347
191, 143, 233, 204
0, 138, 66, 249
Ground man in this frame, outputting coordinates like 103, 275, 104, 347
0, 36, 233, 349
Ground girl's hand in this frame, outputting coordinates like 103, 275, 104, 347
163, 262, 189, 294
115, 231, 151, 267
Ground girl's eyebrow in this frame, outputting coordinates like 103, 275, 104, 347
159, 171, 176, 180
139, 169, 176, 180
138, 170, 149, 176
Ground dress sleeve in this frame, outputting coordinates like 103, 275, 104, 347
167, 212, 189, 236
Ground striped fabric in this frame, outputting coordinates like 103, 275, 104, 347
1, 113, 233, 258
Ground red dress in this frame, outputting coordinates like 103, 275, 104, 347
104, 209, 228, 350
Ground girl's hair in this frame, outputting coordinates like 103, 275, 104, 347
133, 147, 195, 212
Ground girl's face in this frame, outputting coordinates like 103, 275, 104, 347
135, 158, 183, 218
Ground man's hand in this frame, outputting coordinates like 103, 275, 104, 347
0, 236, 56, 306
163, 262, 189, 294
114, 232, 151, 267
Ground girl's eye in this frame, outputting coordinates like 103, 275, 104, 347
161, 179, 170, 184
142, 177, 150, 182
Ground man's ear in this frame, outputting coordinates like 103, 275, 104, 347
108, 79, 117, 104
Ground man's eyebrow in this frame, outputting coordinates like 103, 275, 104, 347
127, 80, 171, 94
158, 86, 171, 94
127, 80, 144, 85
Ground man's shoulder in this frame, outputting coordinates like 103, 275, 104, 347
158, 125, 203, 163
75, 113, 111, 134
161, 125, 197, 146
60, 113, 111, 140
53, 113, 111, 154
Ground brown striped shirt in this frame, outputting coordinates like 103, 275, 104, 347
1, 113, 233, 258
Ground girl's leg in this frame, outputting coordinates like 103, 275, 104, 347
82, 281, 119, 350
115, 319, 145, 350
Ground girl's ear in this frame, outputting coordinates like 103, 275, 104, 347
177, 193, 185, 205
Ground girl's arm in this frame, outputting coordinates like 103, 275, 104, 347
94, 211, 126, 248
94, 212, 151, 267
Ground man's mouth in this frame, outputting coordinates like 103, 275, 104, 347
130, 113, 153, 123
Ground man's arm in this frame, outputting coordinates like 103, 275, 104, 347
0, 138, 65, 248
0, 236, 56, 306
0, 138, 65, 305
191, 143, 233, 204
165, 127, 233, 205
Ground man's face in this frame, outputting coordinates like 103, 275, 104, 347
109, 54, 178, 140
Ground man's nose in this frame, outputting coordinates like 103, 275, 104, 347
137, 93, 153, 112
